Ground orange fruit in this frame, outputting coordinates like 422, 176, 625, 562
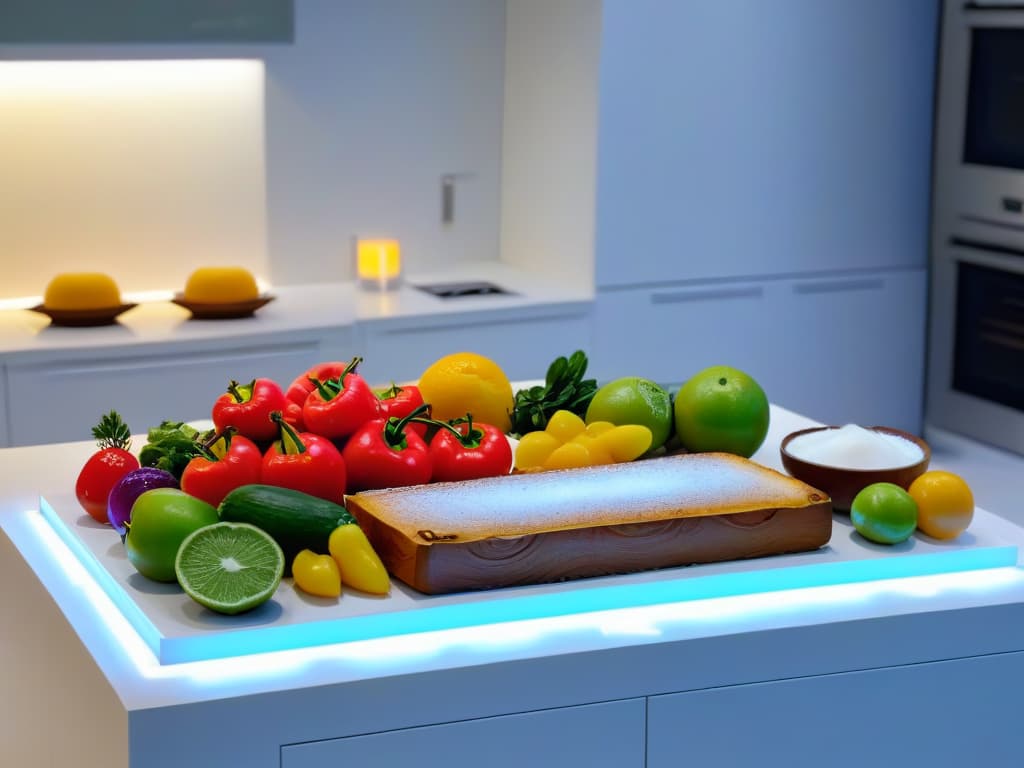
908, 470, 974, 541
418, 352, 514, 433
183, 266, 259, 303
673, 365, 769, 458
584, 377, 673, 449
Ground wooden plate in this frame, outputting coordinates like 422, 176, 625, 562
171, 294, 275, 320
30, 303, 138, 327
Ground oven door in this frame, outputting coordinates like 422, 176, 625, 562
927, 236, 1024, 454
935, 4, 1024, 230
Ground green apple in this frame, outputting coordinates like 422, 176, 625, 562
125, 488, 218, 582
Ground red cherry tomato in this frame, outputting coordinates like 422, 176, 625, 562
76, 447, 140, 523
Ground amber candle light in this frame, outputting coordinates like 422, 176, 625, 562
356, 238, 402, 290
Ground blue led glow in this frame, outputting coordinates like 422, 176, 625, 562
33, 497, 1021, 666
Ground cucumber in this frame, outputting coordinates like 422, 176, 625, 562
218, 484, 355, 574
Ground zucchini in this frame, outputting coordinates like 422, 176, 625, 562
218, 484, 355, 573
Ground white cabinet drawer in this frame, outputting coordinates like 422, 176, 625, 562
281, 698, 645, 768
6, 335, 335, 447
647, 650, 1024, 767
358, 307, 592, 384
764, 269, 926, 432
591, 270, 926, 434
589, 281, 774, 386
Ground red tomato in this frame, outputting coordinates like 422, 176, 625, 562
76, 448, 140, 523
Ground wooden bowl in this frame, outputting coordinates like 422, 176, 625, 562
780, 426, 931, 513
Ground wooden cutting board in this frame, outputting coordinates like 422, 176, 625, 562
345, 453, 833, 595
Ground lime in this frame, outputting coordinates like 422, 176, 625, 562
850, 482, 918, 545
125, 488, 219, 583
175, 522, 285, 615
584, 377, 673, 449
674, 365, 769, 458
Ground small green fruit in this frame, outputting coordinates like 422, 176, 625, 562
125, 488, 218, 582
850, 482, 918, 545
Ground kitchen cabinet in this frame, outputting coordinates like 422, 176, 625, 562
765, 269, 927, 432
281, 699, 645, 768
0, 0, 293, 43
594, 0, 937, 288
356, 304, 592, 384
4, 405, 1024, 766
0, 363, 8, 446
647, 650, 1024, 766
588, 278, 772, 385
5, 328, 353, 447
590, 268, 927, 433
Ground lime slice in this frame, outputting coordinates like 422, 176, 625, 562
175, 522, 284, 615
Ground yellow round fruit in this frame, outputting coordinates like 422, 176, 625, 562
183, 266, 259, 304
418, 352, 514, 433
44, 272, 122, 310
908, 470, 974, 541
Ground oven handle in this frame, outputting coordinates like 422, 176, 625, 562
963, 2, 1024, 13
950, 236, 1024, 260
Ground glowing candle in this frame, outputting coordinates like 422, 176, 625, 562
356, 239, 401, 289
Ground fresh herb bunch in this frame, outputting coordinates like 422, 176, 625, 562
137, 420, 211, 480
510, 350, 598, 436
91, 410, 133, 451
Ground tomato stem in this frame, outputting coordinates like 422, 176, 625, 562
227, 379, 256, 404
271, 411, 306, 455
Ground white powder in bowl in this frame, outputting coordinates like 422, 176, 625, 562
785, 424, 924, 470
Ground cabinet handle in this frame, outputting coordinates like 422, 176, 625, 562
793, 278, 883, 295
650, 286, 763, 305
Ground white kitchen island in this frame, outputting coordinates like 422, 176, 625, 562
2, 405, 1024, 768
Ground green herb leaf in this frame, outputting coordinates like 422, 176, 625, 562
510, 350, 598, 436
137, 420, 208, 480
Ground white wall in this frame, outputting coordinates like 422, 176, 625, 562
0, 0, 508, 297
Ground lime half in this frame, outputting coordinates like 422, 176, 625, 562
175, 522, 284, 615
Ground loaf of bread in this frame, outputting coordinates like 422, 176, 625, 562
345, 452, 832, 594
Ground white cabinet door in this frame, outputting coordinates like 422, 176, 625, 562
281, 698, 645, 768
595, 0, 937, 288
358, 306, 592, 384
6, 333, 335, 447
589, 280, 774, 386
591, 269, 926, 434
764, 269, 927, 433
647, 650, 1024, 767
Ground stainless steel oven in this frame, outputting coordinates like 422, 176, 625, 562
928, 2, 1024, 454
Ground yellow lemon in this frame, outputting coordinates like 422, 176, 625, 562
418, 352, 514, 433
44, 272, 122, 310
183, 266, 259, 304
908, 470, 974, 541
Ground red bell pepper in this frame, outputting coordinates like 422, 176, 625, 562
427, 414, 513, 482
302, 357, 380, 441
283, 361, 352, 430
261, 412, 347, 504
342, 404, 433, 493
377, 383, 427, 439
212, 378, 287, 443
180, 428, 263, 507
